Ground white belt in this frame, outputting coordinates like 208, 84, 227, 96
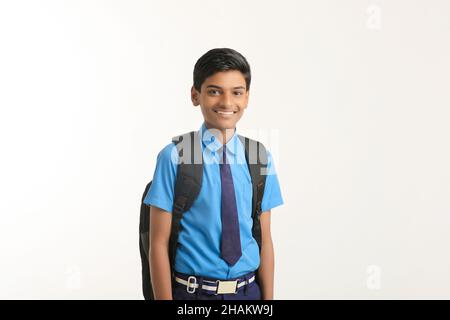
175, 275, 255, 294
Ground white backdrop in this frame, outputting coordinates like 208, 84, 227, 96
1, 0, 449, 299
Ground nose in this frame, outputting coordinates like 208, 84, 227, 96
220, 91, 233, 108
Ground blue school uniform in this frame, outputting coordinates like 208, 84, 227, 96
144, 122, 283, 280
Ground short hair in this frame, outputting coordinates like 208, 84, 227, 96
193, 48, 251, 92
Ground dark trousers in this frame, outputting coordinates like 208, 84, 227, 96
172, 271, 261, 300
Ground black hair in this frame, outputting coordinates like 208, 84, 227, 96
193, 48, 251, 92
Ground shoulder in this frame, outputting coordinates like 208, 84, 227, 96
237, 135, 273, 164
265, 149, 277, 175
156, 142, 178, 167
158, 130, 201, 163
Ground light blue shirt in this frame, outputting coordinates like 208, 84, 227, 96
144, 122, 284, 279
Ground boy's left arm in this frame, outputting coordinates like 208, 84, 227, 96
257, 210, 274, 300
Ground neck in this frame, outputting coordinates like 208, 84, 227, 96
204, 122, 236, 145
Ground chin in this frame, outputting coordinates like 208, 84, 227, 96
215, 122, 237, 130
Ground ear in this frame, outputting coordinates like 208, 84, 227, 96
191, 86, 200, 106
243, 90, 250, 109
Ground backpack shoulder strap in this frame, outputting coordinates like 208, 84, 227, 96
171, 130, 203, 212
168, 130, 203, 275
237, 135, 268, 252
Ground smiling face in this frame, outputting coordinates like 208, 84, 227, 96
191, 70, 249, 135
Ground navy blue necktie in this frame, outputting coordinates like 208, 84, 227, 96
220, 146, 242, 266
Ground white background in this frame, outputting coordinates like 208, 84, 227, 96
1, 0, 449, 299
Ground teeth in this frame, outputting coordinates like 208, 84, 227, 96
216, 111, 234, 115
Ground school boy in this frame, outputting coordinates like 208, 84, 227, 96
144, 48, 284, 300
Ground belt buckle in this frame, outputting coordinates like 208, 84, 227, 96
186, 276, 197, 294
215, 279, 238, 295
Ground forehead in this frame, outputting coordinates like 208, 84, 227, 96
202, 70, 246, 89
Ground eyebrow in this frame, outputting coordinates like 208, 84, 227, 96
206, 85, 246, 90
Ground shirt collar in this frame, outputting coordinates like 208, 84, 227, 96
199, 122, 238, 155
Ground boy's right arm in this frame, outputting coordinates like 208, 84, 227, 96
149, 205, 173, 300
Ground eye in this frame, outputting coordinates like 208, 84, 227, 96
208, 89, 220, 95
234, 91, 243, 96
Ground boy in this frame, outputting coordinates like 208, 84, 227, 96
144, 48, 283, 300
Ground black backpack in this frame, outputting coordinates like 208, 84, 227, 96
139, 130, 268, 300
